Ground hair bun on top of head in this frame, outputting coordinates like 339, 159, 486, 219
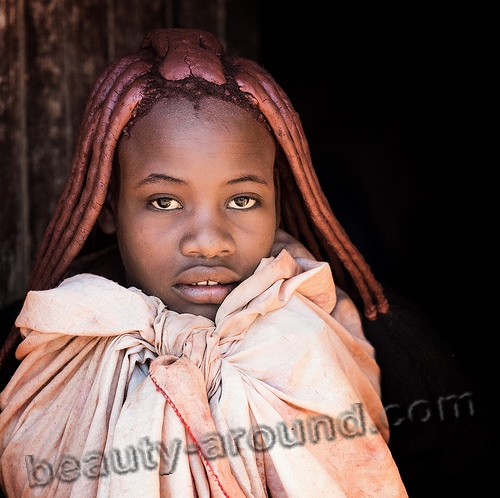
141, 28, 226, 84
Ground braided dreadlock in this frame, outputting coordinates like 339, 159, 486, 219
1, 28, 388, 372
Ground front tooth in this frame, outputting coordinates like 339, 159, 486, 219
195, 280, 219, 286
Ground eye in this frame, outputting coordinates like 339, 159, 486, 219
228, 196, 257, 210
149, 197, 182, 210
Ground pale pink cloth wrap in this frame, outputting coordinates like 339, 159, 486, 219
0, 250, 407, 497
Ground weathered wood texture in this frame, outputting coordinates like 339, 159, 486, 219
0, 0, 260, 309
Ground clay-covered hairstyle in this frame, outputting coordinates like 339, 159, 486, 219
28, 28, 390, 320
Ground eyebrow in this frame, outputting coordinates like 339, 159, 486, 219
226, 174, 269, 186
135, 173, 184, 189
135, 172, 269, 189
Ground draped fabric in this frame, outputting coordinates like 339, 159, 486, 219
0, 250, 407, 497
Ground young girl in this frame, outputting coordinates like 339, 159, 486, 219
0, 28, 407, 496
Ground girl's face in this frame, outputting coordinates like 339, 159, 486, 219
102, 97, 277, 321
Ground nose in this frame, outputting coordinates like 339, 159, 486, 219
180, 211, 236, 259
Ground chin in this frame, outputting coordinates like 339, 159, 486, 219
196, 304, 219, 322
173, 303, 220, 322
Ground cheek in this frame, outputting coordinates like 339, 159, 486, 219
240, 215, 276, 257
114, 213, 160, 271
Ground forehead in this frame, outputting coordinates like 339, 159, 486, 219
116, 95, 277, 183
129, 95, 271, 136
118, 96, 276, 160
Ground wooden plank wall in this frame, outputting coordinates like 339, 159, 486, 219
0, 0, 260, 309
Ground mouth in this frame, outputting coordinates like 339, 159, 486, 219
191, 280, 220, 286
175, 267, 240, 305
175, 281, 238, 305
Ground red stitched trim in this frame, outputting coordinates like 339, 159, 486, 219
149, 368, 232, 498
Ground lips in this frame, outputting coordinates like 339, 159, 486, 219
174, 266, 240, 304
177, 265, 239, 286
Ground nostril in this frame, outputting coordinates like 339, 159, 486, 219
180, 227, 235, 258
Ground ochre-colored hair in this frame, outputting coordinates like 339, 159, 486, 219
2, 29, 389, 367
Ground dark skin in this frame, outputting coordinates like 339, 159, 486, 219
99, 96, 278, 321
